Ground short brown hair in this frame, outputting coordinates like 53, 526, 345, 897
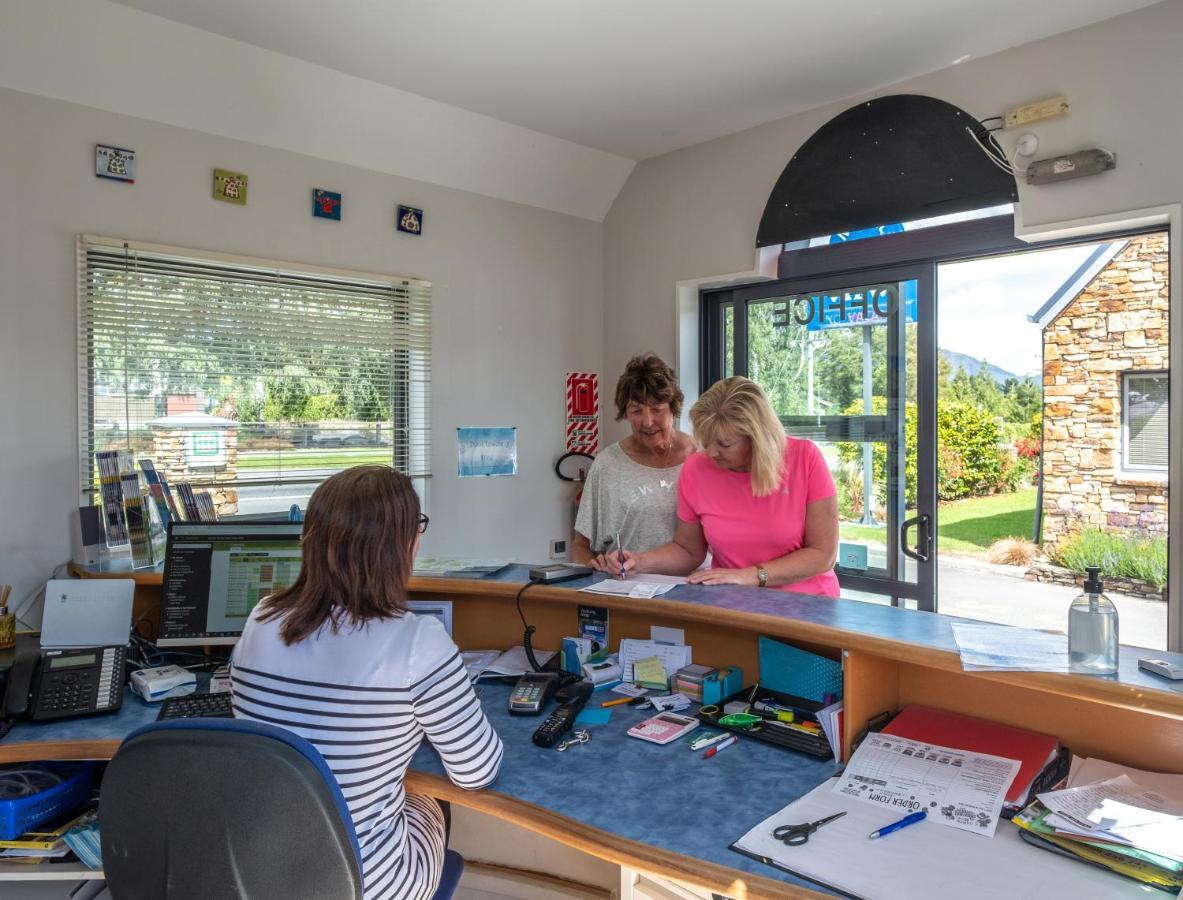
257, 466, 419, 645
613, 354, 683, 420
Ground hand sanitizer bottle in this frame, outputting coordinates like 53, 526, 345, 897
1068, 566, 1118, 675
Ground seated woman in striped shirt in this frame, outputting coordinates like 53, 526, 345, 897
232, 466, 504, 900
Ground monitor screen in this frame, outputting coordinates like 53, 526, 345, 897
159, 522, 304, 646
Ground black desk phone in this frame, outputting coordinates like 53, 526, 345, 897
533, 681, 594, 747
2, 646, 126, 722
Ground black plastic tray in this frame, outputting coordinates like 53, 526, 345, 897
698, 686, 833, 759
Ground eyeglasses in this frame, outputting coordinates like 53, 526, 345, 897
417, 514, 430, 534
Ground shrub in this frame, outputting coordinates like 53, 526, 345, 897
836, 399, 1014, 505
834, 461, 866, 521
986, 537, 1039, 566
1014, 436, 1041, 460
1051, 529, 1167, 591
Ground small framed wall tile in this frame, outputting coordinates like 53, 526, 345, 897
96, 144, 136, 183
313, 188, 342, 220
397, 204, 424, 235
213, 169, 248, 205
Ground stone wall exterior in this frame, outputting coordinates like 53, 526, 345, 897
1041, 233, 1169, 550
151, 426, 239, 516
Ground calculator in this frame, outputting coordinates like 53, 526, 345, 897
627, 712, 700, 745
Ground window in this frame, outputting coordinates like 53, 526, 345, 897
78, 236, 432, 516
1123, 372, 1169, 472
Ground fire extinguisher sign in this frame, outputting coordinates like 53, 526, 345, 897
565, 372, 599, 454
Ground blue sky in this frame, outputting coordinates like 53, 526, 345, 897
937, 242, 1104, 378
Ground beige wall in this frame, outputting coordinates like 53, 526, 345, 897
602, 0, 1183, 443
1042, 234, 1169, 548
0, 87, 603, 622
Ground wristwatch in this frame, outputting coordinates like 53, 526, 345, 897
756, 566, 769, 588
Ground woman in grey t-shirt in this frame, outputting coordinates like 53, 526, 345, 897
572, 354, 696, 571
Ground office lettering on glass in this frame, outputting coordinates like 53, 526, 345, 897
770, 282, 919, 331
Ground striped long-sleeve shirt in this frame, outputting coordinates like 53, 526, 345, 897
231, 607, 504, 900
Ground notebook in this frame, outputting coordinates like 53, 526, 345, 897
882, 705, 1060, 809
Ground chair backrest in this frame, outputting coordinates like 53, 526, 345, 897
101, 717, 363, 900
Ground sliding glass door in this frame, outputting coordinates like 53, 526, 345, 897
702, 265, 937, 609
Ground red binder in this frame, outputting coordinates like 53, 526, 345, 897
882, 705, 1060, 807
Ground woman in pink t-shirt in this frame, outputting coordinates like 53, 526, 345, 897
612, 377, 840, 597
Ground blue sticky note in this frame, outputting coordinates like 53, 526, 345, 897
575, 707, 613, 726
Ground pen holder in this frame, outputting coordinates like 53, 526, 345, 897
0, 610, 15, 650
701, 666, 743, 707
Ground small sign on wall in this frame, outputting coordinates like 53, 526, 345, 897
397, 204, 423, 235
565, 372, 599, 455
213, 169, 248, 205
313, 189, 342, 220
96, 144, 136, 183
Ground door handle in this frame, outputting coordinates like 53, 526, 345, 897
901, 514, 932, 564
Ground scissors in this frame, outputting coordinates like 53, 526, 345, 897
772, 812, 846, 846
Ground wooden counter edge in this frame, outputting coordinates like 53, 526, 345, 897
68, 566, 1183, 717
407, 579, 1183, 719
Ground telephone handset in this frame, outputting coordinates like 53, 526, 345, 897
2, 646, 126, 722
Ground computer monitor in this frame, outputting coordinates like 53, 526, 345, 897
158, 522, 304, 647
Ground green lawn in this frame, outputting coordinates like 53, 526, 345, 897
840, 488, 1038, 556
237, 448, 392, 470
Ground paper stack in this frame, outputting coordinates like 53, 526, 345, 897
1012, 756, 1183, 891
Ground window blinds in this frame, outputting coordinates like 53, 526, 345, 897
1125, 372, 1168, 470
77, 236, 432, 497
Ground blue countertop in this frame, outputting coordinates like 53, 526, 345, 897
4, 682, 841, 894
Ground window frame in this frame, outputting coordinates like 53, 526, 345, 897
1121, 369, 1170, 477
76, 234, 432, 512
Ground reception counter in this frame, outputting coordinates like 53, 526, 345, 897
33, 562, 1183, 897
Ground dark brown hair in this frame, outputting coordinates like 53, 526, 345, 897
613, 353, 684, 420
258, 466, 419, 645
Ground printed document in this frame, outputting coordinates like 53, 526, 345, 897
579, 574, 684, 598
833, 733, 1020, 837
617, 638, 692, 681
1039, 774, 1183, 862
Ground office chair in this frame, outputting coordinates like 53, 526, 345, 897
101, 718, 464, 900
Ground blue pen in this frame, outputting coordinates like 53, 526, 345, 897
868, 810, 926, 839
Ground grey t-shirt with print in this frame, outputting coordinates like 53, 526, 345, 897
575, 442, 682, 556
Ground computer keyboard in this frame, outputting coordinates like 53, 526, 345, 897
156, 692, 235, 721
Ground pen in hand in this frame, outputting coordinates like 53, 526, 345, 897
616, 531, 625, 579
868, 810, 926, 839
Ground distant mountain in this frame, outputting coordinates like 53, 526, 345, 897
939, 350, 1035, 384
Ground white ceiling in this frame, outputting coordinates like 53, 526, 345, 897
112, 0, 1158, 160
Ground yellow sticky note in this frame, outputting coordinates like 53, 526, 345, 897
634, 656, 668, 688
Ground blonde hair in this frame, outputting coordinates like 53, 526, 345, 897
690, 377, 786, 497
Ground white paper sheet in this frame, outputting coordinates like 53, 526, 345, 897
650, 625, 685, 645
1039, 774, 1183, 862
464, 646, 555, 678
579, 577, 680, 598
617, 638, 692, 681
732, 778, 1151, 900
833, 733, 1020, 837
951, 621, 1071, 672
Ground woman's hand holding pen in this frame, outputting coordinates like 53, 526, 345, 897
602, 548, 641, 579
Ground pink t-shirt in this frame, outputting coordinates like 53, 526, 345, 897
676, 436, 840, 597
